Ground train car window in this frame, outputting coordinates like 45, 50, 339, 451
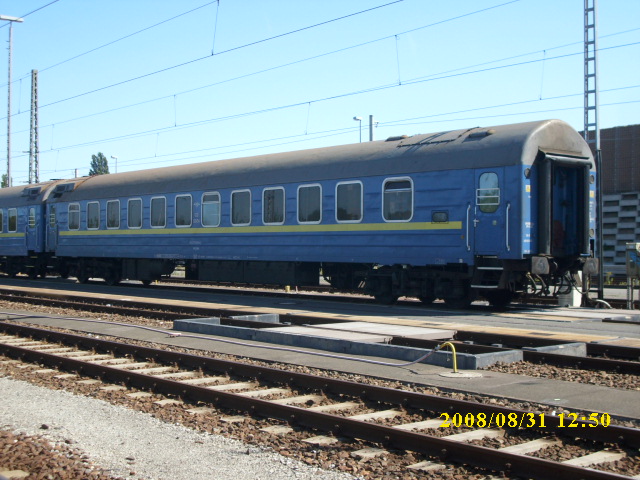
175, 195, 192, 227
8, 209, 17, 232
28, 208, 36, 228
477, 172, 500, 213
202, 192, 221, 227
49, 205, 56, 228
87, 202, 100, 230
383, 178, 413, 221
151, 197, 166, 228
298, 184, 321, 224
263, 187, 285, 225
336, 181, 362, 222
128, 199, 142, 229
0, 210, 3, 232
68, 204, 80, 230
107, 200, 120, 229
231, 190, 251, 226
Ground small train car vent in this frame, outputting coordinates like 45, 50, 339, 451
21, 186, 41, 197
52, 183, 75, 197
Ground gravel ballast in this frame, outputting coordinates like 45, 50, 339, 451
0, 376, 357, 480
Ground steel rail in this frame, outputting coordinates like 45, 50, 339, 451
0, 322, 637, 480
2, 285, 640, 375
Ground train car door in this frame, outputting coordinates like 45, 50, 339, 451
473, 168, 504, 255
537, 155, 591, 258
45, 204, 58, 252
25, 206, 40, 252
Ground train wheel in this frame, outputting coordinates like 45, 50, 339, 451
6, 260, 18, 278
418, 295, 436, 305
75, 265, 89, 284
443, 282, 474, 309
104, 271, 121, 286
483, 290, 514, 309
374, 291, 399, 305
368, 276, 398, 304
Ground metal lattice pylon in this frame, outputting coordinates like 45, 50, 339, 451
584, 0, 600, 149
29, 69, 39, 184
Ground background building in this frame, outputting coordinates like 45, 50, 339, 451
595, 124, 640, 268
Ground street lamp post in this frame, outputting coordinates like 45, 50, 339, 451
1, 14, 24, 188
111, 156, 118, 173
353, 116, 362, 143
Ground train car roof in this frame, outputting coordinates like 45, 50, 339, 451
0, 181, 57, 208
45, 119, 593, 201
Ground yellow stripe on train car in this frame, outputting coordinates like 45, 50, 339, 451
59, 221, 463, 236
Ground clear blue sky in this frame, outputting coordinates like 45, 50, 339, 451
1, 0, 638, 184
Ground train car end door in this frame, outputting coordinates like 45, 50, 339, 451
46, 204, 58, 252
25, 207, 40, 251
473, 169, 505, 256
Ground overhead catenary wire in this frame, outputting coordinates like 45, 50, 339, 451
2, 2, 638, 181
1, 0, 517, 120
24, 96, 640, 180
12, 0, 405, 111
6, 40, 637, 166
3, 31, 638, 141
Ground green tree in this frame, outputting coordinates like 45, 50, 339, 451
1, 174, 8, 188
89, 152, 110, 176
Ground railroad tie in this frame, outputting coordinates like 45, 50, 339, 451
348, 409, 401, 421
393, 419, 443, 431
238, 387, 290, 398
180, 376, 227, 385
498, 438, 561, 455
561, 450, 626, 467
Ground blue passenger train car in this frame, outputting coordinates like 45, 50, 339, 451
0, 119, 598, 307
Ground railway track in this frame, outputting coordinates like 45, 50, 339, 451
2, 285, 639, 377
0, 322, 638, 479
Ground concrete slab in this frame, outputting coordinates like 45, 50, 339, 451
231, 314, 280, 324
308, 321, 455, 340
263, 325, 391, 343
522, 342, 587, 357
591, 337, 640, 348
173, 318, 522, 369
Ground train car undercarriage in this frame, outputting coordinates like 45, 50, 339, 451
0, 254, 597, 309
